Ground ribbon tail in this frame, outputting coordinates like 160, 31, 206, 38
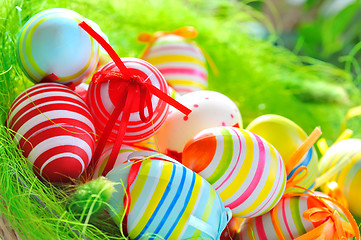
145, 82, 191, 116
123, 160, 142, 216
83, 89, 129, 180
102, 85, 136, 176
270, 207, 286, 240
285, 127, 322, 175
79, 21, 132, 79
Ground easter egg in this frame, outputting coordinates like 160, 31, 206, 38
155, 90, 242, 160
17, 8, 99, 85
92, 144, 136, 178
7, 83, 95, 183
182, 127, 286, 218
246, 114, 318, 192
143, 34, 208, 95
239, 192, 352, 240
106, 157, 232, 240
318, 139, 361, 217
87, 57, 169, 143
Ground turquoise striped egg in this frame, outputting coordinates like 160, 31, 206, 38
17, 8, 99, 85
106, 155, 231, 240
182, 127, 287, 218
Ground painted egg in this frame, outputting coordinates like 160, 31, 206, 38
318, 138, 361, 217
106, 157, 232, 240
87, 57, 169, 143
182, 127, 286, 218
7, 83, 95, 183
142, 34, 207, 95
92, 143, 136, 178
155, 90, 242, 160
239, 192, 351, 240
17, 8, 99, 85
246, 114, 318, 193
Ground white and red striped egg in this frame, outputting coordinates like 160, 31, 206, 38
7, 83, 96, 183
87, 57, 169, 143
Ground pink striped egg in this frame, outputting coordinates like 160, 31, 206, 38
143, 34, 207, 95
87, 57, 169, 143
7, 83, 95, 183
182, 127, 286, 218
239, 193, 350, 240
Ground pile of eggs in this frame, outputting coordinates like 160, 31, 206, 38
7, 8, 360, 240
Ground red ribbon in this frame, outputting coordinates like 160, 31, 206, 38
79, 21, 191, 179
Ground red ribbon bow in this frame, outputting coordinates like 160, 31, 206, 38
79, 21, 191, 179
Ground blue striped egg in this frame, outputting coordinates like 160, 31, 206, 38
106, 154, 231, 240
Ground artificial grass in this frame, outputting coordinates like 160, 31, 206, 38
1, 0, 361, 239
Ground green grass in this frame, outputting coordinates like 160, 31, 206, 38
1, 0, 361, 239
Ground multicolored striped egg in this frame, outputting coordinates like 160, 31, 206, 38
142, 34, 207, 95
7, 83, 95, 183
17, 8, 99, 85
182, 127, 286, 218
246, 114, 318, 193
239, 193, 350, 240
155, 90, 242, 160
106, 158, 232, 240
92, 143, 136, 178
318, 139, 361, 217
87, 57, 169, 143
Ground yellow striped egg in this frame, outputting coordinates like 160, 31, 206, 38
182, 127, 286, 218
17, 8, 99, 85
318, 138, 361, 217
106, 156, 232, 240
143, 34, 207, 95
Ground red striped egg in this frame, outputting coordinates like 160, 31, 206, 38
7, 83, 96, 183
87, 57, 169, 143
